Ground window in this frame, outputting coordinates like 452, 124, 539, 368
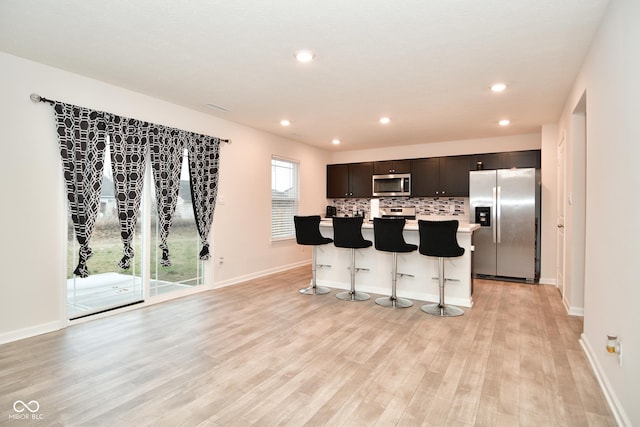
271, 156, 299, 240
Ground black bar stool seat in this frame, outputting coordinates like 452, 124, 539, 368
373, 218, 417, 308
418, 219, 465, 317
332, 216, 372, 301
294, 215, 333, 295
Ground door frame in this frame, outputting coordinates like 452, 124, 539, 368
556, 132, 567, 297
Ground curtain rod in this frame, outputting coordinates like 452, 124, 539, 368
29, 93, 232, 144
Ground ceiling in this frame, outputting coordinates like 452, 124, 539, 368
0, 0, 609, 151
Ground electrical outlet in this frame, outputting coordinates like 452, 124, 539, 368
218, 256, 224, 264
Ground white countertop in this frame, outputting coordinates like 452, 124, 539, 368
320, 218, 480, 233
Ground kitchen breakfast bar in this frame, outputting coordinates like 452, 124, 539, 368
314, 219, 480, 308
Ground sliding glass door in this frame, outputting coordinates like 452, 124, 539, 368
67, 146, 204, 318
150, 148, 203, 296
66, 140, 143, 318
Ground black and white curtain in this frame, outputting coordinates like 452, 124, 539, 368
188, 135, 221, 260
51, 101, 223, 277
53, 102, 107, 278
108, 117, 149, 269
149, 127, 187, 266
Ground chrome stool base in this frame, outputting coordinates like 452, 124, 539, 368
375, 296, 413, 308
299, 285, 331, 295
336, 290, 370, 301
421, 303, 464, 317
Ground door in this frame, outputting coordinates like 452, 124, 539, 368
496, 168, 536, 280
556, 136, 566, 295
469, 170, 497, 276
66, 137, 144, 319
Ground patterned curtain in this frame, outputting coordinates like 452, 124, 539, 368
48, 98, 224, 275
108, 116, 149, 269
53, 102, 107, 277
149, 127, 187, 266
187, 135, 221, 259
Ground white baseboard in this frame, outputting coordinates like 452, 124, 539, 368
562, 295, 584, 316
538, 277, 556, 285
567, 306, 584, 316
580, 334, 631, 427
213, 260, 310, 289
0, 320, 64, 346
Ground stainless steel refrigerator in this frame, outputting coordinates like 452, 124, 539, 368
469, 168, 540, 282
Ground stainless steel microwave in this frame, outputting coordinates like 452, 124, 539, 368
372, 173, 411, 197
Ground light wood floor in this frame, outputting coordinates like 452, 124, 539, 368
0, 267, 616, 426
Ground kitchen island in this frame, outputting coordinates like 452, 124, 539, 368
316, 219, 480, 308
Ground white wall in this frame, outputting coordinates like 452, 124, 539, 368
558, 0, 639, 425
0, 52, 330, 341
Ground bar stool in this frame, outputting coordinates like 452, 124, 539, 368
418, 219, 465, 317
373, 218, 417, 308
294, 215, 333, 295
332, 216, 372, 301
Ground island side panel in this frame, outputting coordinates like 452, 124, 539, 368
316, 222, 476, 307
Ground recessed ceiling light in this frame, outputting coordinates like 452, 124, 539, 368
280, 119, 291, 127
294, 50, 315, 63
379, 117, 391, 124
498, 119, 511, 126
331, 139, 341, 145
491, 83, 507, 92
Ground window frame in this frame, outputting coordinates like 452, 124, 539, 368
271, 155, 300, 241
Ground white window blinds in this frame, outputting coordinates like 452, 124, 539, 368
271, 156, 300, 240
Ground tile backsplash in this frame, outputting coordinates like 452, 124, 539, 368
328, 197, 468, 218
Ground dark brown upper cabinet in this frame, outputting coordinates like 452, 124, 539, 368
471, 153, 504, 171
327, 149, 540, 199
373, 160, 411, 175
505, 150, 541, 169
327, 162, 373, 198
471, 150, 541, 170
411, 155, 471, 197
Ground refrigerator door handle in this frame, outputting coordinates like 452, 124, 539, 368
496, 186, 502, 244
492, 186, 497, 243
